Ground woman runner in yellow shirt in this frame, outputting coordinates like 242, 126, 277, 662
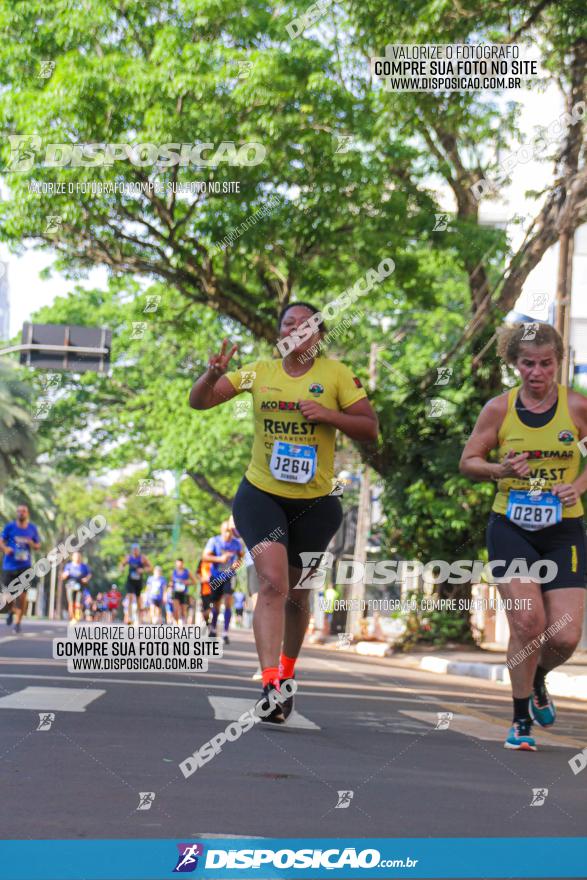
189, 302, 378, 722
460, 323, 587, 751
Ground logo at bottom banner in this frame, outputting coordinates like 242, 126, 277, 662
193, 846, 385, 871
173, 843, 205, 872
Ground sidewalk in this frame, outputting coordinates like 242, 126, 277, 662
312, 636, 587, 701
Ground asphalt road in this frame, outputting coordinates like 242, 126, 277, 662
0, 619, 586, 870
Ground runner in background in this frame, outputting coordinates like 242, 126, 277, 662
170, 558, 197, 625
61, 551, 92, 621
0, 503, 41, 633
203, 521, 244, 645
145, 565, 167, 624
197, 558, 213, 630
164, 580, 175, 623
105, 584, 122, 622
460, 322, 587, 751
120, 544, 151, 624
233, 587, 246, 627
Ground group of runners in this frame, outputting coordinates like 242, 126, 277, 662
117, 528, 246, 642
1, 302, 586, 752
0, 520, 247, 644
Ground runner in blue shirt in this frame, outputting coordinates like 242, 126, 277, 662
170, 559, 197, 625
145, 566, 167, 624
233, 588, 246, 627
0, 504, 41, 633
203, 521, 244, 644
119, 544, 152, 624
61, 552, 92, 621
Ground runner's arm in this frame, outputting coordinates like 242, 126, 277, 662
460, 398, 506, 481
299, 398, 378, 442
569, 391, 587, 496
202, 549, 228, 563
142, 555, 153, 573
189, 372, 238, 410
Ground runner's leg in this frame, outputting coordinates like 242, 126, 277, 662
251, 541, 289, 672
282, 565, 310, 661
538, 588, 585, 670
210, 597, 221, 635
223, 592, 233, 637
497, 580, 545, 698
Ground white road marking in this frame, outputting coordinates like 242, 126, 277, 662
191, 833, 265, 838
208, 696, 320, 730
0, 686, 105, 712
0, 637, 17, 645
1, 672, 577, 710
400, 709, 576, 749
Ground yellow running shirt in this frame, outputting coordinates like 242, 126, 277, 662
492, 384, 584, 518
225, 357, 367, 498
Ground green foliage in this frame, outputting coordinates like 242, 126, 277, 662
0, 0, 581, 644
0, 361, 36, 485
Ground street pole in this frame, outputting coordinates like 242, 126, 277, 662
48, 560, 57, 620
171, 469, 182, 554
555, 229, 574, 386
346, 343, 378, 638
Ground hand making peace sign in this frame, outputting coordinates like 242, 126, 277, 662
207, 338, 238, 376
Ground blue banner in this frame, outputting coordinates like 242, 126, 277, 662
2, 837, 587, 879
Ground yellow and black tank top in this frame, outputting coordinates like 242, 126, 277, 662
493, 384, 584, 518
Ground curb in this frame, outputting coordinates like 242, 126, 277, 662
417, 656, 587, 701
314, 639, 587, 702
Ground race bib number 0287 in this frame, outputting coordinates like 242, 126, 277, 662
506, 490, 562, 531
270, 442, 317, 484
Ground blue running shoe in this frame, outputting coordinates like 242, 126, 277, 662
530, 689, 556, 727
504, 719, 536, 751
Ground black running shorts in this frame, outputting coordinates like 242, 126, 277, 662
232, 477, 343, 571
125, 578, 143, 597
486, 512, 587, 591
2, 568, 29, 589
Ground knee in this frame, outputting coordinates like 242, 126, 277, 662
547, 628, 582, 656
257, 569, 288, 600
510, 613, 547, 645
287, 589, 311, 611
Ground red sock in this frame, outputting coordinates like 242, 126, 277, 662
261, 666, 279, 688
278, 653, 296, 680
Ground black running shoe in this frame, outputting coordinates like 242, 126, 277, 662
255, 684, 285, 724
279, 677, 295, 720
6, 611, 13, 626
223, 634, 230, 646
